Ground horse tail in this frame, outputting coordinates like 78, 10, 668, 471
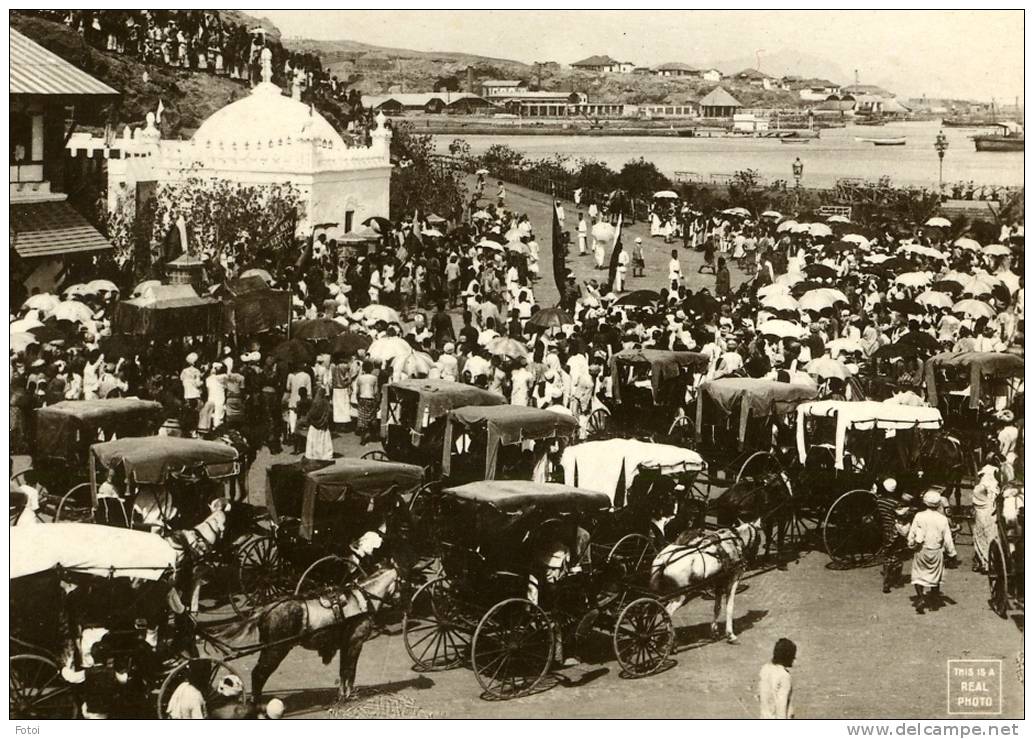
210, 597, 292, 642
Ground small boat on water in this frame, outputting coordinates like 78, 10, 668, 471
779, 138, 812, 144
973, 122, 1024, 152
855, 137, 907, 146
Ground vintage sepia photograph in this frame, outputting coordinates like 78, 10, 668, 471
7, 8, 1024, 725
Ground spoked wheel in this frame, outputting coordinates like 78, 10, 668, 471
295, 555, 365, 597
471, 598, 554, 700
613, 598, 675, 678
55, 482, 94, 523
666, 414, 695, 446
987, 539, 1009, 619
735, 451, 782, 484
403, 577, 471, 671
231, 535, 291, 617
601, 534, 658, 610
157, 658, 247, 719
585, 409, 611, 439
9, 654, 77, 719
822, 489, 882, 568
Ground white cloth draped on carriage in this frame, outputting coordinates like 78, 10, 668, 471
560, 438, 703, 507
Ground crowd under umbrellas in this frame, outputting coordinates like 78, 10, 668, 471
8, 184, 1025, 717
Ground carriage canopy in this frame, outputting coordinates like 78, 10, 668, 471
560, 439, 703, 505
11, 523, 178, 581
795, 400, 943, 470
696, 378, 818, 447
441, 405, 580, 480
34, 398, 164, 461
924, 351, 1025, 409
380, 379, 505, 443
442, 480, 611, 515
91, 437, 240, 484
611, 349, 708, 402
266, 457, 424, 540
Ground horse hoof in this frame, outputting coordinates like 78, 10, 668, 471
726, 635, 739, 644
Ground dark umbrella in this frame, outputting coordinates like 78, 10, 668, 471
527, 307, 574, 329
320, 331, 372, 357
686, 291, 720, 315
828, 240, 855, 253
292, 319, 345, 341
484, 232, 507, 245
990, 284, 1011, 305
29, 319, 79, 343
99, 333, 139, 360
273, 338, 317, 364
789, 280, 826, 297
930, 279, 964, 296
614, 290, 660, 307
361, 216, 393, 234
804, 264, 838, 280
897, 331, 940, 354
872, 342, 919, 360
888, 299, 924, 315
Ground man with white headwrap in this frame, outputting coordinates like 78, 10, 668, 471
907, 489, 958, 614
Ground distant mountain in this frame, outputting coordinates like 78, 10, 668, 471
705, 49, 854, 87
286, 37, 528, 69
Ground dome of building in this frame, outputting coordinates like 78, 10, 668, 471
192, 80, 344, 149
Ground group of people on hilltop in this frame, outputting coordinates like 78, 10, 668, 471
23, 11, 368, 129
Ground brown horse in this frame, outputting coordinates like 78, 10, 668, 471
226, 565, 399, 703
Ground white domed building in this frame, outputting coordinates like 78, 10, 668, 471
69, 50, 391, 236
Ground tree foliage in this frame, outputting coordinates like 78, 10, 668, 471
615, 157, 671, 197
389, 120, 467, 220
151, 175, 304, 265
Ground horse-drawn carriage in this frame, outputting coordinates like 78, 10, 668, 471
379, 379, 505, 468
258, 457, 425, 607
560, 437, 707, 555
11, 399, 164, 523
793, 399, 950, 567
10, 523, 248, 719
402, 478, 765, 695
439, 405, 580, 484
988, 482, 1024, 618
589, 349, 708, 439
925, 351, 1024, 473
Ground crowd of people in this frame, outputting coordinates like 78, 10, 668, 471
24, 10, 368, 127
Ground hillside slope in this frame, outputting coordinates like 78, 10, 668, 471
11, 13, 248, 134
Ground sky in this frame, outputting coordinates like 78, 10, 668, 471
248, 10, 1023, 102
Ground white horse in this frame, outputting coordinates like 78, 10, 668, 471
649, 519, 762, 643
166, 498, 232, 615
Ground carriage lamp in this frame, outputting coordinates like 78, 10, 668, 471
934, 131, 949, 194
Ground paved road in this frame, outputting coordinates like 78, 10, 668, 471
224, 430, 1023, 720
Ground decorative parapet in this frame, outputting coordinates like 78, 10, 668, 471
68, 112, 392, 175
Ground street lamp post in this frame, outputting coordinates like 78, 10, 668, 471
792, 157, 804, 213
934, 130, 949, 195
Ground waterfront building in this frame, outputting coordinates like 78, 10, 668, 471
11, 29, 117, 293
362, 92, 494, 114
70, 51, 393, 235
480, 79, 528, 99
699, 87, 743, 118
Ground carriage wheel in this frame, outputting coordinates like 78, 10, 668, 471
987, 540, 1009, 619
54, 483, 94, 523
294, 555, 366, 597
585, 409, 611, 439
405, 483, 442, 581
231, 535, 291, 617
403, 577, 471, 671
157, 658, 247, 719
822, 489, 882, 568
666, 415, 695, 446
735, 451, 781, 484
613, 598, 675, 678
9, 654, 77, 719
600, 534, 658, 610
471, 598, 554, 700
361, 449, 390, 462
